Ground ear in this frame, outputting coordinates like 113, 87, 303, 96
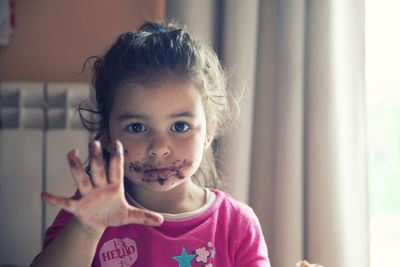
204, 118, 216, 149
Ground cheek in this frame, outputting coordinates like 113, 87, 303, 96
176, 136, 205, 162
120, 140, 145, 161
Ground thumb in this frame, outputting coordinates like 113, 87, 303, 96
123, 207, 164, 226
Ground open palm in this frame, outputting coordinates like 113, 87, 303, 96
42, 140, 163, 234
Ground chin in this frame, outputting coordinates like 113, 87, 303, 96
129, 176, 186, 192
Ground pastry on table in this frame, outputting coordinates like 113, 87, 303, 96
296, 260, 324, 267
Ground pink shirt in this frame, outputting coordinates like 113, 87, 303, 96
39, 189, 271, 267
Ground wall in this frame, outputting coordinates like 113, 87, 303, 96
0, 1, 164, 264
0, 0, 165, 82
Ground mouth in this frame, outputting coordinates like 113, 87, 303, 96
140, 170, 173, 186
128, 160, 193, 184
144, 168, 174, 179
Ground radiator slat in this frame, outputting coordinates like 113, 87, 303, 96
0, 81, 91, 265
0, 130, 43, 265
45, 129, 88, 229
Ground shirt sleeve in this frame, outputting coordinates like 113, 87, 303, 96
42, 190, 81, 249
42, 209, 74, 248
234, 208, 271, 267
30, 191, 79, 265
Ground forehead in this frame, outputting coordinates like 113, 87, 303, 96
110, 78, 206, 118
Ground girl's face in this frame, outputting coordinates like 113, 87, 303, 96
107, 78, 214, 192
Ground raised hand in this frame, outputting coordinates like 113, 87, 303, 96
41, 140, 163, 234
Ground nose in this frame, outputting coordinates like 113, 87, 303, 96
148, 135, 171, 158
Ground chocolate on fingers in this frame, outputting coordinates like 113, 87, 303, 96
89, 140, 108, 187
108, 140, 124, 185
67, 150, 92, 195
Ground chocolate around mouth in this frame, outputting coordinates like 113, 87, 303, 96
141, 176, 167, 185
157, 178, 165, 185
144, 168, 174, 178
128, 160, 193, 180
129, 162, 142, 172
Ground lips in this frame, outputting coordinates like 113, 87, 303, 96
144, 168, 175, 179
128, 160, 192, 182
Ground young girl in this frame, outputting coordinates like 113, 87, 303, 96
31, 21, 270, 267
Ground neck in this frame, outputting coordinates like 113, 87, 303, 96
128, 180, 206, 214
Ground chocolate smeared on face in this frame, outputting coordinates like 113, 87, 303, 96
171, 159, 193, 179
129, 159, 193, 181
129, 161, 142, 172
157, 178, 165, 185
176, 173, 185, 179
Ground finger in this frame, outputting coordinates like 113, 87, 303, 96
89, 140, 107, 187
67, 150, 92, 195
123, 207, 164, 226
108, 140, 124, 185
41, 192, 77, 213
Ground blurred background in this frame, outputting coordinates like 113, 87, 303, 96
0, 0, 398, 266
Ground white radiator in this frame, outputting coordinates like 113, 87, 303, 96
0, 82, 92, 265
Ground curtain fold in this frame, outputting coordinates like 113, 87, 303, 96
251, 1, 306, 266
166, 0, 368, 266
304, 1, 368, 266
218, 0, 260, 204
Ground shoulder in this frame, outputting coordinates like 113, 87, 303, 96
210, 189, 270, 263
211, 189, 256, 213
210, 189, 260, 225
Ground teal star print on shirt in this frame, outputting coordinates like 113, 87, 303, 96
210, 249, 216, 258
172, 247, 196, 267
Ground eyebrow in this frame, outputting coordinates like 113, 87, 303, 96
116, 112, 195, 122
116, 113, 148, 122
169, 112, 195, 118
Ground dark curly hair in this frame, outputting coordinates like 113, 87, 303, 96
79, 21, 238, 189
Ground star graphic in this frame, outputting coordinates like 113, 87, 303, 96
172, 247, 196, 267
210, 249, 216, 258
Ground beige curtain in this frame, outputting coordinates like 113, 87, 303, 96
166, 1, 369, 267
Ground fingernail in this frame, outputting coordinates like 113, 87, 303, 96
67, 150, 79, 168
90, 141, 102, 163
89, 140, 100, 154
113, 140, 122, 156
145, 211, 163, 223
41, 192, 52, 202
